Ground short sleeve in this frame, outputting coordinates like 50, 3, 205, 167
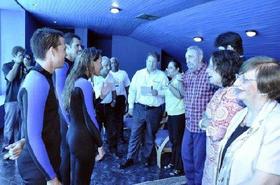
123, 71, 130, 87
2, 63, 12, 78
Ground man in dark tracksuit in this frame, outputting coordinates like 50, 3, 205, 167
17, 28, 66, 185
54, 32, 82, 185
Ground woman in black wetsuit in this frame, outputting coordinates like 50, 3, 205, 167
62, 47, 102, 185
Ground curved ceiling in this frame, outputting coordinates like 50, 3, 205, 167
1, 0, 280, 61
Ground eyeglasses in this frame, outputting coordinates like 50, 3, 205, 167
235, 74, 256, 82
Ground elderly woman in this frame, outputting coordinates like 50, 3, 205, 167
201, 50, 243, 185
216, 56, 280, 185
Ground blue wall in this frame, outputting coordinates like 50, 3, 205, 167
75, 28, 88, 48
89, 32, 112, 58
112, 35, 161, 79
0, 9, 26, 94
25, 12, 43, 55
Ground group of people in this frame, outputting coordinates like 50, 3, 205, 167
1, 27, 132, 185
180, 33, 280, 185
1, 27, 280, 185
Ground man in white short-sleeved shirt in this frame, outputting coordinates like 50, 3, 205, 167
110, 57, 130, 142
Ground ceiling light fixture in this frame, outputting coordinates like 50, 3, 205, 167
245, 30, 257, 37
110, 7, 121, 14
193, 36, 203, 42
53, 20, 57, 24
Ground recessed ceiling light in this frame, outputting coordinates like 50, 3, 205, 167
110, 7, 121, 14
193, 36, 203, 42
245, 30, 257, 37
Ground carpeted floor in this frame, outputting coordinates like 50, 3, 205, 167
135, 176, 186, 185
0, 129, 186, 185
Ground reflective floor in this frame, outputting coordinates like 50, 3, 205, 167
0, 130, 173, 185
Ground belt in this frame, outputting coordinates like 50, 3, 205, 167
135, 103, 160, 110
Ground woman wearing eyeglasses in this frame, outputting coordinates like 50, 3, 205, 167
201, 50, 243, 185
216, 56, 280, 185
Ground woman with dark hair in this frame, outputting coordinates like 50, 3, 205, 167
216, 56, 280, 185
215, 31, 244, 57
164, 60, 185, 176
200, 50, 243, 185
62, 47, 102, 185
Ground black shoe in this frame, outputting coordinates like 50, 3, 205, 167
119, 159, 134, 169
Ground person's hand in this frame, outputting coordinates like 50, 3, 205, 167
199, 112, 210, 130
14, 58, 23, 64
128, 108, 133, 117
151, 86, 158, 96
101, 82, 113, 98
151, 89, 158, 96
165, 68, 170, 77
175, 73, 183, 81
47, 177, 62, 185
95, 146, 105, 161
199, 118, 209, 130
124, 99, 129, 114
5, 139, 25, 160
110, 100, 116, 108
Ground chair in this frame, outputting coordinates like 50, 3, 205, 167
155, 117, 172, 168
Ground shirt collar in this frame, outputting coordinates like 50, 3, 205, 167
190, 63, 207, 75
33, 63, 52, 80
65, 58, 73, 68
145, 68, 158, 75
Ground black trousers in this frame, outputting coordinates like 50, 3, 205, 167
95, 102, 118, 153
167, 113, 185, 171
115, 95, 126, 140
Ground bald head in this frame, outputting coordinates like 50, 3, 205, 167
100, 56, 111, 77
110, 57, 119, 72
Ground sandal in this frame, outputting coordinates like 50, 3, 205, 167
164, 163, 174, 169
169, 169, 182, 176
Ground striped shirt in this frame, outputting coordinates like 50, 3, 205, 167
183, 63, 216, 133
